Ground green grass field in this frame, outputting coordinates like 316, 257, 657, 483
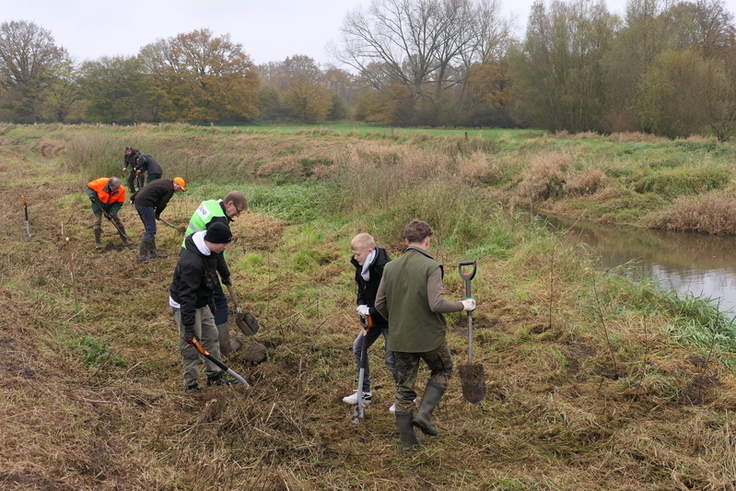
224, 122, 544, 139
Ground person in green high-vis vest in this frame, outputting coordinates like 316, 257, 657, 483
182, 191, 249, 356
375, 219, 476, 452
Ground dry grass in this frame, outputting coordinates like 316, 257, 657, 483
565, 168, 608, 197
2, 127, 736, 490
645, 193, 736, 235
512, 153, 572, 207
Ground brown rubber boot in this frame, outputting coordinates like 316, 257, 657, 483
412, 381, 445, 436
396, 411, 419, 452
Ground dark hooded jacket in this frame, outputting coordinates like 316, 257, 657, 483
133, 179, 176, 217
350, 247, 391, 326
124, 148, 139, 168
135, 154, 163, 175
170, 233, 220, 336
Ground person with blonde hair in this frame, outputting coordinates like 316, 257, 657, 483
342, 232, 396, 412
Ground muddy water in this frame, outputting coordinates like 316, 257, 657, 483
547, 215, 736, 314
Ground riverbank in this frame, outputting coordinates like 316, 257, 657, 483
2, 124, 736, 490
9, 123, 736, 234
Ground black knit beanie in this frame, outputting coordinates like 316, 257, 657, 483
204, 222, 232, 244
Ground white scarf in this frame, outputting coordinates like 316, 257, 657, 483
361, 249, 376, 281
193, 230, 212, 255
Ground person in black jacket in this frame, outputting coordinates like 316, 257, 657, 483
133, 177, 186, 262
342, 233, 397, 411
169, 222, 237, 391
122, 146, 141, 195
134, 153, 164, 184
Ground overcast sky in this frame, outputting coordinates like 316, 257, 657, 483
5, 0, 632, 67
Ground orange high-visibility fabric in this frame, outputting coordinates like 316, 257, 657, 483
87, 178, 126, 204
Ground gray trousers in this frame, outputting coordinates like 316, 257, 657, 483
173, 306, 222, 387
351, 323, 396, 393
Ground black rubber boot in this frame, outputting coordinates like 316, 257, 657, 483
412, 381, 445, 436
150, 237, 168, 258
137, 237, 151, 262
396, 411, 419, 452
94, 229, 102, 249
206, 372, 239, 387
119, 226, 133, 245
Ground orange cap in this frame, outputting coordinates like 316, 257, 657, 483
173, 177, 186, 191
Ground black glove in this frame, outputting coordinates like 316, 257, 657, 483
222, 276, 233, 287
105, 214, 112, 221
184, 328, 196, 343
155, 214, 161, 221
89, 196, 96, 203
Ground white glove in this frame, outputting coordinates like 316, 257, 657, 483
357, 305, 370, 317
461, 298, 476, 312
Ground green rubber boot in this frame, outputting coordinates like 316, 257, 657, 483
150, 237, 168, 258
94, 228, 102, 250
412, 382, 445, 436
137, 237, 152, 262
396, 411, 419, 452
119, 226, 133, 246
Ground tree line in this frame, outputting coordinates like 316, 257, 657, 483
1, 0, 734, 140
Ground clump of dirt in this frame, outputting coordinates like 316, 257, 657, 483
242, 343, 267, 364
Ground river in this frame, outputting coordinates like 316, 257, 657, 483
547, 215, 736, 314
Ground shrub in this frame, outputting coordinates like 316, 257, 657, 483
645, 194, 736, 234
635, 166, 730, 197
565, 168, 607, 197
513, 152, 572, 205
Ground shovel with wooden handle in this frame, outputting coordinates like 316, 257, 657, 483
458, 260, 486, 403
226, 283, 260, 336
92, 196, 132, 243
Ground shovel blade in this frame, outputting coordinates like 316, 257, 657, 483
235, 312, 260, 336
459, 363, 486, 404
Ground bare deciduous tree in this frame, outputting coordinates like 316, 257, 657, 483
333, 0, 510, 122
0, 20, 70, 122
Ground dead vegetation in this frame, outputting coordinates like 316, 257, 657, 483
1, 130, 736, 490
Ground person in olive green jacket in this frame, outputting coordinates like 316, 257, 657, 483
375, 219, 476, 452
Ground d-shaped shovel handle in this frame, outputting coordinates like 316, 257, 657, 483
458, 260, 477, 298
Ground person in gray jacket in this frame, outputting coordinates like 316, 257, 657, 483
375, 219, 475, 452
134, 153, 163, 185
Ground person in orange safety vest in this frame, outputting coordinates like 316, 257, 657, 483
86, 177, 134, 250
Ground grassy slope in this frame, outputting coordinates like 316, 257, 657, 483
2, 126, 736, 490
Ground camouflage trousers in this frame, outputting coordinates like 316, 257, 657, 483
393, 340, 453, 413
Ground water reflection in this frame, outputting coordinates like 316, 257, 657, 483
546, 215, 736, 313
